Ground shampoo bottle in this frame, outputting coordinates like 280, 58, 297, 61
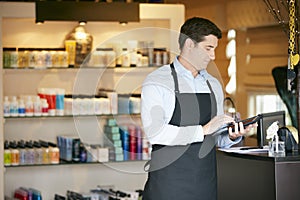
3, 96, 10, 117
10, 96, 19, 117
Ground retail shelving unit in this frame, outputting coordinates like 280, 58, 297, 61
0, 2, 184, 199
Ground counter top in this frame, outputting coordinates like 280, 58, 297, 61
217, 147, 300, 162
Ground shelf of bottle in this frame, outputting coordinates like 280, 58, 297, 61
4, 113, 140, 120
4, 159, 148, 168
3, 65, 158, 71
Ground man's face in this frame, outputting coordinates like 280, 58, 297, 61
191, 34, 219, 71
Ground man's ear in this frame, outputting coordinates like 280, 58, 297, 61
185, 38, 195, 50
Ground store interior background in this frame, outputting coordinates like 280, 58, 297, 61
169, 0, 292, 146
1, 0, 297, 199
3, 0, 291, 148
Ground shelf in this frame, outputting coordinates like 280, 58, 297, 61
4, 113, 140, 120
4, 159, 148, 169
3, 66, 158, 71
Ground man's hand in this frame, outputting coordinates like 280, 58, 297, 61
228, 121, 258, 140
203, 114, 234, 136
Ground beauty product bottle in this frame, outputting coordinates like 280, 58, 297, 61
25, 96, 34, 117
10, 96, 19, 117
25, 141, 35, 165
18, 99, 26, 117
41, 99, 49, 116
18, 140, 27, 165
3, 96, 11, 117
49, 142, 60, 164
55, 88, 65, 116
33, 141, 43, 165
80, 143, 87, 163
4, 140, 11, 166
45, 88, 56, 116
33, 96, 42, 116
39, 140, 50, 164
10, 141, 20, 166
121, 48, 130, 67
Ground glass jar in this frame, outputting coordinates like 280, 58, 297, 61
91, 49, 105, 67
43, 50, 52, 68
18, 48, 29, 68
65, 24, 93, 67
60, 51, 69, 67
3, 48, 14, 68
106, 48, 116, 67
10, 48, 19, 68
121, 48, 130, 67
28, 50, 38, 68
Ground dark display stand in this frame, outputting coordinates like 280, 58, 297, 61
217, 150, 300, 200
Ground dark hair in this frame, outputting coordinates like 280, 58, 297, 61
178, 17, 222, 50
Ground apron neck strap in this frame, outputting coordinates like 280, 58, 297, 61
170, 63, 180, 93
206, 80, 217, 117
170, 62, 217, 117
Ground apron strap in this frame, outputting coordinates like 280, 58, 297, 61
199, 80, 218, 158
170, 62, 218, 117
170, 63, 179, 93
206, 80, 217, 118
144, 160, 151, 172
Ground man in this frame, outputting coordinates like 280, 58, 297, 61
141, 17, 255, 200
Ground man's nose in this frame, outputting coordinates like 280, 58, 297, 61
209, 51, 215, 60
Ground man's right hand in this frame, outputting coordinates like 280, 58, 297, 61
203, 114, 234, 135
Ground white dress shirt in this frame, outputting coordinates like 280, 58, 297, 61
141, 57, 241, 147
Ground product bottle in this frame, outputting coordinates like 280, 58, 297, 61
128, 40, 138, 67
55, 88, 65, 116
25, 96, 34, 117
33, 96, 42, 116
10, 141, 20, 166
106, 48, 116, 67
41, 99, 49, 116
3, 96, 11, 117
10, 49, 19, 68
18, 99, 26, 117
39, 140, 50, 164
79, 143, 87, 163
46, 88, 56, 116
33, 141, 43, 164
25, 141, 35, 165
4, 140, 12, 166
10, 96, 19, 117
18, 140, 27, 165
121, 48, 130, 67
49, 142, 60, 164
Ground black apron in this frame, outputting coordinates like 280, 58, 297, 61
143, 63, 218, 200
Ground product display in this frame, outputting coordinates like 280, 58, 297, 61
3, 140, 60, 166
104, 119, 150, 162
118, 94, 141, 114
3, 47, 69, 68
2, 93, 140, 117
3, 40, 169, 69
14, 187, 42, 200
3, 89, 65, 117
54, 187, 142, 200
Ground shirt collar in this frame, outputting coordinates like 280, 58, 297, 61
173, 56, 209, 80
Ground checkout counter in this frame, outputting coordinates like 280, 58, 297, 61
217, 149, 300, 200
